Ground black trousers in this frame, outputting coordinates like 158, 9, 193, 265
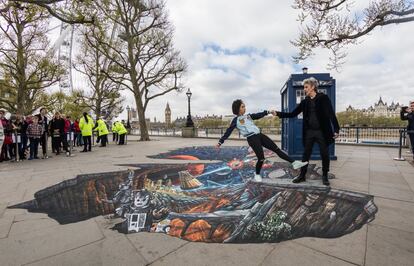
52, 136, 61, 153
83, 136, 92, 151
29, 138, 39, 158
300, 129, 330, 177
247, 133, 294, 174
118, 134, 125, 145
40, 132, 47, 156
100, 135, 108, 147
409, 133, 414, 157
61, 133, 68, 152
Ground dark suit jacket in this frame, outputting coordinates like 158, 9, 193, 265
400, 109, 414, 132
277, 93, 340, 145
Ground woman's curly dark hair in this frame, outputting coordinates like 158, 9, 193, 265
232, 99, 243, 115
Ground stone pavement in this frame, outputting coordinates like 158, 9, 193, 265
0, 137, 413, 266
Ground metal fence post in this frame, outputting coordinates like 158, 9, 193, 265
13, 131, 19, 162
356, 128, 360, 144
44, 131, 49, 159
394, 129, 406, 161
69, 130, 74, 156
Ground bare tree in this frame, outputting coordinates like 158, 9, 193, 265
1, 0, 94, 24
88, 0, 187, 141
0, 1, 63, 115
292, 0, 414, 69
74, 25, 124, 121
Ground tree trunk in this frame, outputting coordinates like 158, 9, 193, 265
16, 22, 26, 115
134, 92, 150, 141
125, 32, 150, 141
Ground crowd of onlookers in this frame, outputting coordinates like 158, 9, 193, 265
0, 108, 129, 162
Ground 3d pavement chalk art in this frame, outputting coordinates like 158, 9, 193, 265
10, 146, 378, 243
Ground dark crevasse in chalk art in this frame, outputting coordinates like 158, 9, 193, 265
9, 146, 378, 243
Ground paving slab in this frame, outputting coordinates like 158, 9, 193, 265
293, 225, 367, 265
365, 224, 414, 266
127, 232, 188, 264
0, 219, 104, 265
26, 235, 147, 266
369, 183, 414, 202
261, 241, 354, 266
370, 197, 414, 233
0, 215, 13, 239
151, 242, 275, 266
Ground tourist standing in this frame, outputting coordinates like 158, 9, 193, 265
36, 108, 49, 159
0, 109, 11, 162
21, 115, 31, 159
49, 112, 65, 155
26, 116, 43, 160
73, 119, 82, 147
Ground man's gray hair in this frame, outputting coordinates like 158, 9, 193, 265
303, 77, 319, 91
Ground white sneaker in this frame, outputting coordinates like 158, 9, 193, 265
254, 174, 263, 182
291, 160, 308, 170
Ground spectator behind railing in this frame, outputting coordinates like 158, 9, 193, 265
26, 115, 43, 160
36, 108, 49, 159
401, 101, 414, 161
1, 110, 14, 162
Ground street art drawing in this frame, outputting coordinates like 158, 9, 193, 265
10, 146, 378, 243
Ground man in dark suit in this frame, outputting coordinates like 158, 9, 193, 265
275, 77, 340, 186
400, 101, 414, 161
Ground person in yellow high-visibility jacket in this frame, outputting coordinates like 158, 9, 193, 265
94, 117, 109, 147
112, 121, 118, 143
116, 120, 128, 145
79, 112, 94, 152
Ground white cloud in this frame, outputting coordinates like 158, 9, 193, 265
69, 1, 414, 122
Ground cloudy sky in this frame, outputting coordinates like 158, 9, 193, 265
70, 0, 414, 121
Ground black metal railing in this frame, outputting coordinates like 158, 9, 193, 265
132, 126, 407, 146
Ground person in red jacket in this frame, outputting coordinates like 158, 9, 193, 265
0, 109, 12, 162
73, 119, 82, 146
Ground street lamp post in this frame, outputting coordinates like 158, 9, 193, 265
126, 105, 131, 129
185, 88, 194, 127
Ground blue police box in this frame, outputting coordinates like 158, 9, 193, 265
280, 68, 337, 160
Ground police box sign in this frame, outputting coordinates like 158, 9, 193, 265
292, 80, 333, 86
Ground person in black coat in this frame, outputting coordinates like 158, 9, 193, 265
276, 77, 340, 186
49, 112, 65, 155
400, 101, 414, 160
36, 108, 49, 158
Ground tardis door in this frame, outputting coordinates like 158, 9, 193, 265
281, 85, 289, 151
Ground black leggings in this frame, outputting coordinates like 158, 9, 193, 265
247, 133, 294, 174
83, 136, 92, 151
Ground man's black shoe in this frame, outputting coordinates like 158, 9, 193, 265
292, 175, 306, 183
322, 176, 330, 186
